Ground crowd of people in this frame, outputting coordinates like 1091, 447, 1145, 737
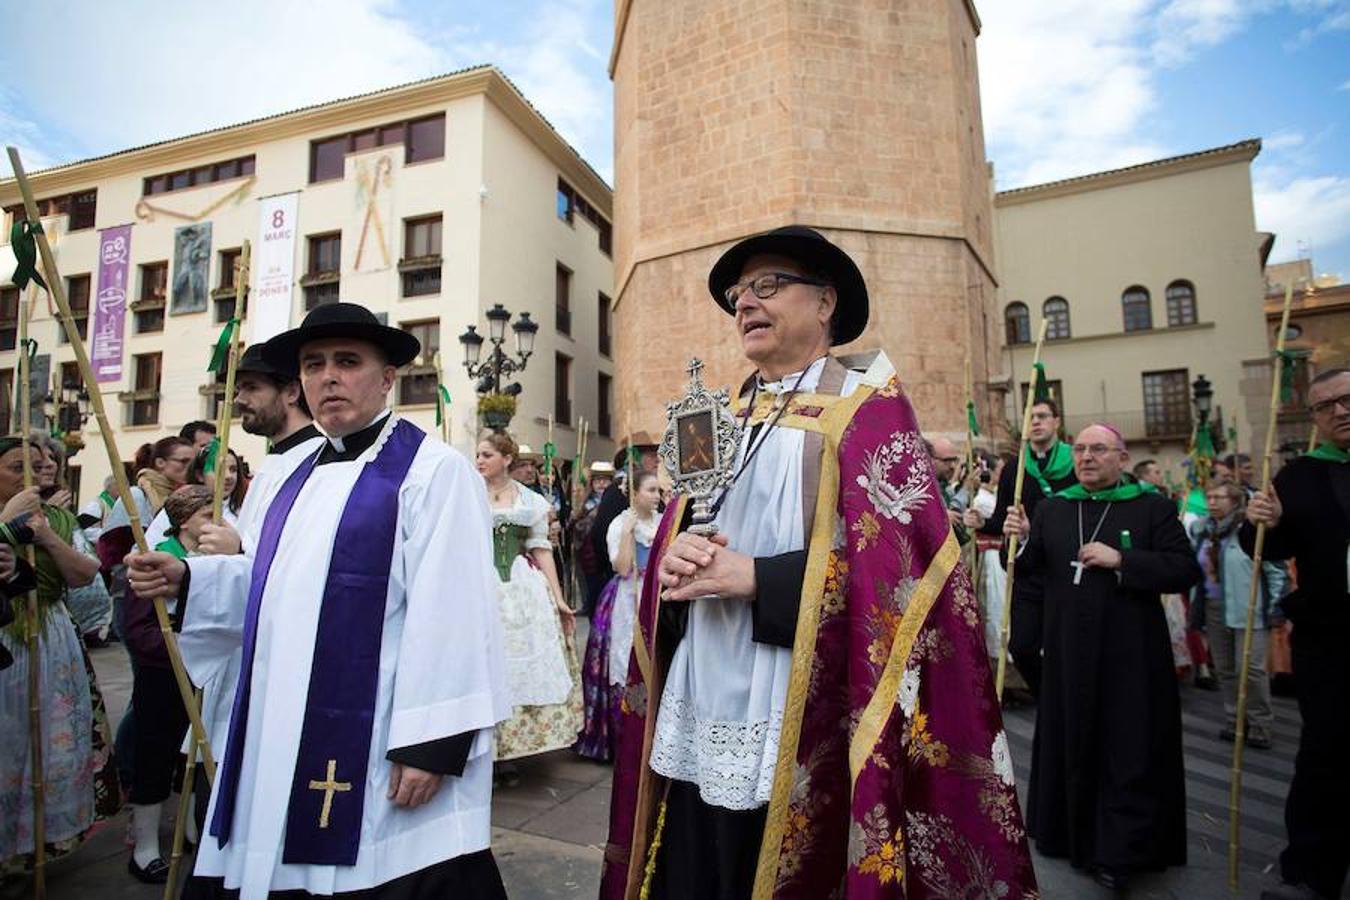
935, 378, 1350, 899
0, 226, 1344, 900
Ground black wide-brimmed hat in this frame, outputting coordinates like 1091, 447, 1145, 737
237, 344, 297, 380
707, 225, 869, 345
262, 302, 421, 370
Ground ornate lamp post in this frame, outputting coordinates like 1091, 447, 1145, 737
458, 303, 538, 430
41, 378, 91, 456
1192, 373, 1215, 486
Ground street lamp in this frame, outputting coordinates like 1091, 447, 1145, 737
1191, 374, 1213, 425
458, 304, 536, 396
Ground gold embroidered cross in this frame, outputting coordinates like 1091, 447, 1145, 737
308, 759, 352, 829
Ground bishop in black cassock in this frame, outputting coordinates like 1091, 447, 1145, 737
1005, 424, 1201, 892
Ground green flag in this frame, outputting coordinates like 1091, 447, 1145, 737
9, 220, 47, 291
434, 384, 451, 427
1274, 349, 1297, 404
966, 400, 980, 437
1032, 361, 1051, 403
202, 436, 221, 474
1194, 420, 1216, 459
208, 319, 239, 374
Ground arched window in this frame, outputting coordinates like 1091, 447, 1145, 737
1122, 286, 1152, 332
1043, 296, 1071, 340
1005, 302, 1030, 345
1166, 280, 1197, 326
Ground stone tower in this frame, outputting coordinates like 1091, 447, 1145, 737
610, 0, 996, 437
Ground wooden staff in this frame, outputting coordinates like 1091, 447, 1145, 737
6, 146, 216, 781
163, 689, 203, 900
1228, 283, 1295, 891
994, 319, 1050, 699
17, 288, 46, 899
211, 241, 249, 523
962, 354, 981, 585
1306, 424, 1318, 454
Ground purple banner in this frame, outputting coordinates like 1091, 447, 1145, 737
92, 224, 131, 383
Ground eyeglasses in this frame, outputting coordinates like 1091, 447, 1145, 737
933, 456, 961, 464
723, 272, 829, 306
1308, 393, 1350, 416
1071, 443, 1121, 458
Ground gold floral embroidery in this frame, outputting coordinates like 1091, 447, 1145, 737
877, 376, 904, 398
777, 745, 833, 887
906, 705, 950, 768
821, 552, 849, 617
849, 804, 906, 886
853, 510, 881, 551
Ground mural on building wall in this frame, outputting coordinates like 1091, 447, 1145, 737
348, 151, 396, 273
171, 221, 213, 315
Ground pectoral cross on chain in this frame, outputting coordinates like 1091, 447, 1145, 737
1070, 560, 1086, 586
308, 759, 352, 829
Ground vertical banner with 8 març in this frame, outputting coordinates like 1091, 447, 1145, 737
92, 223, 131, 383
250, 192, 299, 344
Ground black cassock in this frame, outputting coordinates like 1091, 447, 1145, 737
1015, 491, 1202, 873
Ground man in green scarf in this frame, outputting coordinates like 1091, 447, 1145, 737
1005, 424, 1201, 892
1243, 368, 1350, 900
973, 397, 1077, 698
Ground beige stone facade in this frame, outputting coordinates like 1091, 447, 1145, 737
609, 0, 996, 438
0, 67, 614, 501
994, 141, 1273, 478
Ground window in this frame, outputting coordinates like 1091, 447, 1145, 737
310, 135, 348, 183
1043, 296, 1071, 340
135, 262, 168, 334
1166, 280, 1197, 327
1004, 302, 1030, 345
556, 263, 572, 335
130, 353, 162, 426
404, 215, 442, 259
1280, 351, 1313, 413
1122, 286, 1152, 332
142, 156, 255, 196
0, 369, 11, 434
0, 287, 17, 351
398, 320, 439, 405
598, 292, 612, 357
1142, 369, 1191, 438
555, 353, 572, 425
598, 372, 612, 437
62, 275, 91, 343
4, 190, 97, 231
556, 177, 613, 256
304, 233, 341, 310
401, 215, 442, 297
214, 248, 247, 323
406, 114, 446, 164
308, 113, 445, 183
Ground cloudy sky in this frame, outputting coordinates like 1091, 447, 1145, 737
2, 0, 1347, 275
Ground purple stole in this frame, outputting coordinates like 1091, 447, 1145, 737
211, 418, 425, 867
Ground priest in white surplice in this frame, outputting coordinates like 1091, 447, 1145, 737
128, 303, 510, 899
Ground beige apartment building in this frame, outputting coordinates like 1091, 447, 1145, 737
0, 66, 615, 500
994, 140, 1274, 478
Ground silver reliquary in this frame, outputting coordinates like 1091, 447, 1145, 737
658, 358, 742, 536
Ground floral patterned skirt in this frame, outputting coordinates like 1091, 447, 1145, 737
495, 565, 583, 761
1, 607, 120, 872
575, 578, 625, 762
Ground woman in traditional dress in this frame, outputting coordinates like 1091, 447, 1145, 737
0, 436, 107, 877
576, 469, 661, 762
475, 433, 580, 773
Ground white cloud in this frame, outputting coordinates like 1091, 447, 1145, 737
1254, 172, 1350, 267
0, 0, 613, 181
978, 1, 1170, 188
1339, 79, 1350, 91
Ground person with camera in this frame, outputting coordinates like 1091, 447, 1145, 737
0, 435, 106, 874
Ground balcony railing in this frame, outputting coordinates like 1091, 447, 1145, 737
1062, 408, 1194, 443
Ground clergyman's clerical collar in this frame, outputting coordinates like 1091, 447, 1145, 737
756, 356, 827, 395
317, 410, 391, 465
269, 423, 321, 456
